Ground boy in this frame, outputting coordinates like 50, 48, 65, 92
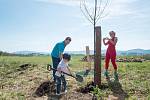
55, 53, 71, 95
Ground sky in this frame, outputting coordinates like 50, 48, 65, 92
0, 0, 150, 53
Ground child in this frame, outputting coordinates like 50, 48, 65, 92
55, 53, 71, 95
103, 31, 118, 81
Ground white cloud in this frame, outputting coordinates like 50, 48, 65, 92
102, 0, 140, 20
36, 0, 141, 21
35, 0, 80, 7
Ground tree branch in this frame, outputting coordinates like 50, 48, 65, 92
80, 0, 94, 24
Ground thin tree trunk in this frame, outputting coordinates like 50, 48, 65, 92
94, 0, 101, 87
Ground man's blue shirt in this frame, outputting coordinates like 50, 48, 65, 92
51, 41, 65, 58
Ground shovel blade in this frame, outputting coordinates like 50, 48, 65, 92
75, 74, 84, 82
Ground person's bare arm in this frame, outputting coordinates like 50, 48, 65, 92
57, 67, 61, 73
59, 53, 63, 60
67, 66, 72, 75
103, 38, 109, 46
108, 37, 118, 45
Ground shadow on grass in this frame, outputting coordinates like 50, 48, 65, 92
107, 80, 129, 100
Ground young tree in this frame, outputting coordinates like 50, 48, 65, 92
80, 0, 110, 87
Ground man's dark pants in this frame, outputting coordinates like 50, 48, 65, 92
51, 56, 61, 82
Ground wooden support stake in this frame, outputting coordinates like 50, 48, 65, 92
94, 26, 101, 87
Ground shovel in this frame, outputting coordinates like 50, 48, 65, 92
47, 64, 83, 82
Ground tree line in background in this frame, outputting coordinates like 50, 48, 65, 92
0, 51, 46, 56
0, 50, 150, 60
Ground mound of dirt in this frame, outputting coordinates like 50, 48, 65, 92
17, 64, 37, 71
33, 81, 110, 99
81, 55, 94, 62
76, 81, 95, 93
116, 58, 145, 62
33, 80, 55, 97
19, 63, 31, 69
17, 63, 31, 71
76, 81, 109, 94
81, 55, 105, 62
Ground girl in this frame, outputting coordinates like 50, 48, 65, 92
103, 31, 118, 81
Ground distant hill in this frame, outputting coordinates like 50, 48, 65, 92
125, 49, 150, 55
66, 49, 150, 55
9, 49, 150, 56
65, 50, 107, 55
13, 51, 37, 55
13, 51, 49, 56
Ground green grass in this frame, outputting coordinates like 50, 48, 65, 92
0, 56, 51, 64
0, 55, 150, 99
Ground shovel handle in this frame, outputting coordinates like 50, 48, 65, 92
47, 64, 51, 71
47, 64, 76, 78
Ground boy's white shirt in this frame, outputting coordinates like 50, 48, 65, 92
55, 59, 69, 77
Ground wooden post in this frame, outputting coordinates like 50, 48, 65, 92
86, 46, 90, 55
86, 46, 90, 62
94, 26, 101, 87
85, 46, 91, 71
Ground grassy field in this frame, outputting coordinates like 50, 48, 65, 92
0, 55, 150, 100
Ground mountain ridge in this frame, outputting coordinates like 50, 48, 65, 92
12, 49, 150, 55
